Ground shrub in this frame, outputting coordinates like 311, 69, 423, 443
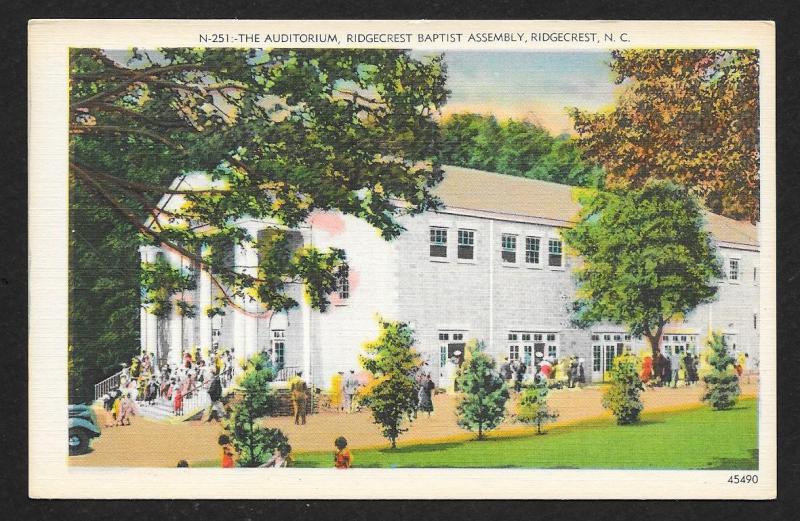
602, 353, 644, 425
701, 332, 741, 410
516, 379, 559, 434
224, 353, 288, 467
456, 341, 509, 439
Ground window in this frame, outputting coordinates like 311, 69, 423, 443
453, 333, 464, 341
271, 330, 285, 366
754, 313, 758, 330
593, 345, 602, 371
509, 345, 520, 360
534, 334, 543, 341
508, 333, 518, 341
546, 333, 556, 342
501, 234, 517, 263
548, 238, 563, 267
440, 345, 447, 366
457, 229, 475, 260
523, 345, 533, 365
439, 333, 449, 341
430, 227, 447, 258
605, 345, 615, 371
525, 236, 540, 265
729, 258, 740, 281
591, 334, 599, 341
336, 265, 349, 300
548, 344, 558, 359
753, 266, 759, 284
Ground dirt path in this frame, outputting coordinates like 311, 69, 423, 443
70, 381, 758, 467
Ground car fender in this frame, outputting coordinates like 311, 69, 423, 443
69, 417, 101, 437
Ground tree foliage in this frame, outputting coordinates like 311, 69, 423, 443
439, 113, 604, 187
358, 319, 422, 448
516, 379, 559, 434
69, 184, 141, 402
139, 254, 196, 318
455, 341, 510, 440
68, 48, 449, 396
224, 353, 288, 467
601, 353, 645, 425
569, 49, 759, 222
701, 332, 741, 410
562, 180, 722, 355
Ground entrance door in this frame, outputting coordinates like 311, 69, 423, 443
592, 334, 627, 382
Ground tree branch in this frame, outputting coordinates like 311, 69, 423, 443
70, 124, 187, 152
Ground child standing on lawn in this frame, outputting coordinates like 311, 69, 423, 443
334, 436, 352, 469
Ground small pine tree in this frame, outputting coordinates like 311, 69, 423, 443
702, 332, 741, 410
359, 318, 422, 448
224, 353, 289, 467
456, 341, 510, 440
516, 379, 559, 434
602, 353, 644, 425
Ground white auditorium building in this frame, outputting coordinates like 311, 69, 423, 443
139, 166, 761, 387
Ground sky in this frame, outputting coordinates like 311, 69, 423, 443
439, 51, 620, 135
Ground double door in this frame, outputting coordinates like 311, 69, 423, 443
591, 335, 625, 382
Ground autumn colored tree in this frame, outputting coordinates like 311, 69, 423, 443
562, 180, 722, 358
359, 319, 422, 448
569, 50, 759, 222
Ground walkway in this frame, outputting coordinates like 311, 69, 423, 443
69, 380, 758, 467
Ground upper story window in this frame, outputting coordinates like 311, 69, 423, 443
525, 236, 541, 265
430, 227, 447, 258
548, 238, 563, 267
753, 265, 759, 285
729, 258, 740, 282
336, 265, 350, 300
457, 229, 475, 260
501, 234, 517, 263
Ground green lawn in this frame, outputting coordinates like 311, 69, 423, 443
291, 399, 758, 470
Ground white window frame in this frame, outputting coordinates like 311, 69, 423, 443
457, 228, 476, 262
525, 236, 542, 268
335, 264, 350, 303
271, 330, 286, 366
501, 233, 518, 265
728, 257, 741, 283
429, 226, 449, 261
547, 237, 564, 270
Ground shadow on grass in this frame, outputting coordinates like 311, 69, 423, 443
705, 449, 758, 470
376, 442, 462, 454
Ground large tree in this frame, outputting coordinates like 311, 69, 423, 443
569, 49, 759, 222
68, 48, 448, 396
562, 180, 723, 358
439, 113, 604, 187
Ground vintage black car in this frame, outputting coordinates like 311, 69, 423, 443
68, 404, 101, 455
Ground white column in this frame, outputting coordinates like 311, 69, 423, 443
167, 249, 183, 367
198, 247, 213, 357
233, 222, 263, 363
139, 246, 160, 361
301, 228, 313, 382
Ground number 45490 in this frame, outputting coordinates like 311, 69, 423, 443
728, 474, 758, 484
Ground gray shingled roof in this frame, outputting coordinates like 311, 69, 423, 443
434, 165, 758, 248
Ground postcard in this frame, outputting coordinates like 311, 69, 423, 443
28, 19, 776, 499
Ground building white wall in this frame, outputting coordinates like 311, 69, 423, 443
141, 207, 761, 387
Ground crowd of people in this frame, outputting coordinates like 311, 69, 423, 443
101, 349, 235, 424
640, 350, 701, 387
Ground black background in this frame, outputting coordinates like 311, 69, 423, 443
3, 0, 798, 519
